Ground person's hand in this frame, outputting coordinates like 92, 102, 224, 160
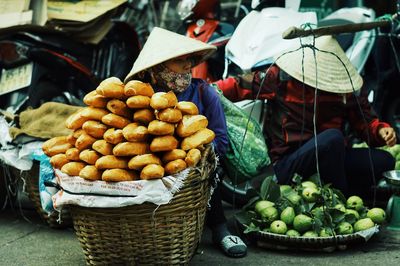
378, 127, 397, 147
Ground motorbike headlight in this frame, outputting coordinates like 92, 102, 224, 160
177, 0, 199, 21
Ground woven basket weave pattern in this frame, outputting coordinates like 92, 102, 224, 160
70, 146, 215, 265
25, 162, 73, 228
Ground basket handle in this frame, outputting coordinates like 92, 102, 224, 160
198, 144, 216, 181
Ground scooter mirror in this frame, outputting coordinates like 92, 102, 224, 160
0, 41, 29, 69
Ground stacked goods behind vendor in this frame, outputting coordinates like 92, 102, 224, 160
42, 76, 215, 182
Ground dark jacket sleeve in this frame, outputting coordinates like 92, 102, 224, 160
201, 83, 229, 157
347, 91, 390, 147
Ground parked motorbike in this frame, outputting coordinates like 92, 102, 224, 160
177, 0, 239, 82
0, 5, 140, 115
219, 3, 379, 206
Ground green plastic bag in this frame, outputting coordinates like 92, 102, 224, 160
214, 87, 270, 185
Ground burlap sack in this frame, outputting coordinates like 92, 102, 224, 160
9, 102, 82, 140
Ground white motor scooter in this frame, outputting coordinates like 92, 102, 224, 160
221, 2, 377, 206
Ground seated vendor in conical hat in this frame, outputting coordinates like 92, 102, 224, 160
125, 27, 247, 258
215, 35, 396, 200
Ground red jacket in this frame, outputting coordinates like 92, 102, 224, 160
215, 65, 389, 163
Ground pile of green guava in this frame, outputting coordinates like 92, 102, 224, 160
236, 175, 385, 237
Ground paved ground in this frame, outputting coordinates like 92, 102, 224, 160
1, 197, 400, 266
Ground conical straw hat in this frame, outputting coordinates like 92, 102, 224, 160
274, 35, 363, 93
124, 27, 217, 83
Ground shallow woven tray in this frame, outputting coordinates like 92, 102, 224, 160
69, 146, 216, 265
238, 220, 379, 252
24, 161, 72, 229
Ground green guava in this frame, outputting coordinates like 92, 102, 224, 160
301, 181, 318, 189
286, 229, 301, 237
286, 192, 302, 206
302, 231, 318, 237
280, 206, 295, 225
354, 218, 375, 232
270, 220, 288, 234
254, 200, 275, 214
367, 208, 386, 224
319, 227, 334, 237
260, 206, 279, 223
301, 187, 320, 203
346, 195, 364, 211
345, 209, 360, 220
293, 214, 312, 233
336, 222, 354, 235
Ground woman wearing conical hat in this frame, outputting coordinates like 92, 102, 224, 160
125, 27, 247, 258
215, 35, 396, 199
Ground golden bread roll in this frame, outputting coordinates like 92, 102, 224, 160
83, 90, 108, 108
128, 154, 162, 170
176, 101, 199, 115
181, 128, 215, 150
92, 139, 114, 155
164, 159, 187, 175
66, 133, 77, 146
61, 162, 86, 176
157, 108, 182, 123
176, 115, 208, 137
65, 147, 80, 161
65, 109, 88, 130
80, 107, 109, 121
82, 120, 108, 139
75, 132, 97, 151
106, 99, 132, 118
42, 136, 68, 151
126, 95, 151, 109
45, 143, 73, 157
79, 149, 101, 165
150, 135, 179, 152
161, 149, 187, 163
42, 136, 70, 156
79, 165, 102, 181
103, 128, 124, 144
185, 148, 201, 167
150, 92, 168, 110
147, 120, 175, 135
122, 123, 148, 142
150, 91, 178, 110
73, 129, 85, 138
101, 113, 131, 129
95, 155, 128, 169
50, 154, 70, 169
113, 142, 149, 156
163, 91, 178, 107
124, 80, 154, 97
102, 169, 139, 182
140, 164, 165, 180
133, 109, 155, 125
95, 77, 125, 99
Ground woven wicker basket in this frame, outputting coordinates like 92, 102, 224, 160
69, 146, 216, 265
24, 161, 73, 228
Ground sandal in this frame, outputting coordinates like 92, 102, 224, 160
219, 235, 247, 258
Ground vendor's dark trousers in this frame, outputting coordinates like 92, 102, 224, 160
205, 182, 227, 228
273, 129, 395, 198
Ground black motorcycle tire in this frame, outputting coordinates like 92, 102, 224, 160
220, 175, 252, 207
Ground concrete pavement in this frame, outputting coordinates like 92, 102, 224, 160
1, 200, 400, 266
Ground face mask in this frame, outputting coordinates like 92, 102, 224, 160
153, 66, 192, 93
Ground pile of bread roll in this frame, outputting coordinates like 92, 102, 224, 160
42, 77, 215, 182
